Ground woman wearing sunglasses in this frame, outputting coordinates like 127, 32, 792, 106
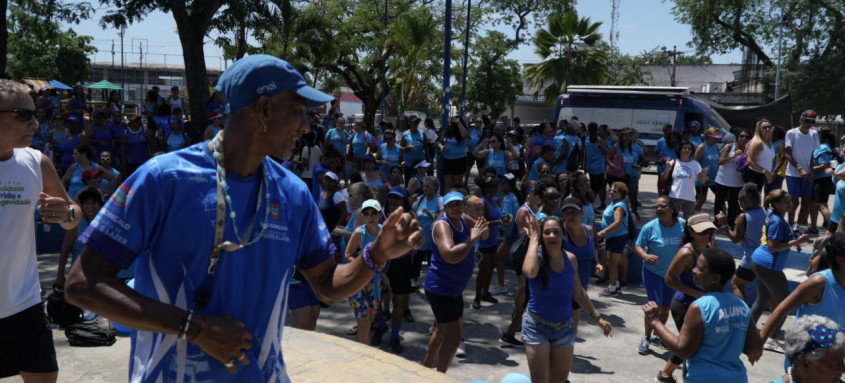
744, 119, 775, 190
344, 199, 387, 345
375, 129, 402, 180
750, 190, 811, 353
657, 212, 718, 382
713, 128, 751, 229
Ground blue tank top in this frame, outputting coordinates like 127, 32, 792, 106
125, 128, 150, 164
425, 216, 473, 296
415, 195, 442, 252
486, 150, 507, 175
674, 245, 703, 306
355, 224, 383, 300
584, 139, 606, 175
91, 125, 113, 157
326, 128, 348, 155
479, 195, 503, 248
685, 292, 751, 383
411, 175, 425, 197
362, 175, 384, 192
500, 192, 520, 237
67, 162, 97, 200
796, 269, 845, 328
378, 143, 401, 176
740, 208, 767, 268
696, 143, 720, 186
565, 223, 595, 290
166, 131, 187, 152
442, 137, 466, 160
527, 248, 575, 323
403, 130, 426, 163
581, 202, 594, 227
60, 132, 80, 169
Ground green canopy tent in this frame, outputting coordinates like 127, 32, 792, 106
87, 80, 122, 90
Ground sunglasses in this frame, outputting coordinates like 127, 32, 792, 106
361, 210, 379, 217
100, 157, 112, 161
761, 125, 773, 130
0, 109, 36, 121
738, 135, 750, 139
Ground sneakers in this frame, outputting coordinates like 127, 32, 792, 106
410, 279, 420, 289
472, 298, 481, 309
764, 337, 785, 353
455, 341, 466, 358
638, 335, 650, 355
489, 284, 508, 295
388, 337, 404, 353
404, 309, 415, 323
480, 292, 499, 304
499, 333, 524, 348
347, 325, 358, 336
808, 228, 819, 235
655, 372, 677, 383
650, 335, 668, 349
599, 288, 619, 297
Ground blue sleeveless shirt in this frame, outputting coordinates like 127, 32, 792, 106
425, 216, 473, 296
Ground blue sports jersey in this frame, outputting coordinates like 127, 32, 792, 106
685, 293, 751, 383
81, 143, 333, 383
751, 211, 795, 271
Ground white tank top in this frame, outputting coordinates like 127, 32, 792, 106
0, 148, 44, 318
715, 144, 745, 188
753, 142, 775, 172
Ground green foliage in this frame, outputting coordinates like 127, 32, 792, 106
485, 0, 577, 46
387, 8, 443, 117
7, 1, 96, 84
465, 31, 522, 118
524, 11, 607, 104
786, 29, 845, 118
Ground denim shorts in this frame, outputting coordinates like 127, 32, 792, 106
642, 268, 675, 306
521, 311, 575, 349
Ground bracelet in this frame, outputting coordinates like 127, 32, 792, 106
590, 311, 601, 321
190, 315, 207, 342
362, 242, 390, 275
178, 311, 193, 340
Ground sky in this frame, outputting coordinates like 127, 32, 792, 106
67, 0, 745, 70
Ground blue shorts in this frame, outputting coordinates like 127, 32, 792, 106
605, 235, 628, 254
288, 282, 320, 310
642, 268, 675, 306
786, 176, 813, 199
521, 311, 575, 349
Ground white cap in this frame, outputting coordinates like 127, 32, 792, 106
324, 171, 339, 181
415, 160, 432, 168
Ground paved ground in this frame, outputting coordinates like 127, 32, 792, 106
2, 173, 821, 383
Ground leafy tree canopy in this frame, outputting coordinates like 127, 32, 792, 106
465, 30, 522, 118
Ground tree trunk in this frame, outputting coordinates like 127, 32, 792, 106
0, 0, 8, 76
172, 4, 221, 134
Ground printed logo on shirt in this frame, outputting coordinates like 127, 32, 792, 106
270, 203, 281, 219
0, 181, 30, 207
676, 164, 693, 179
111, 184, 133, 208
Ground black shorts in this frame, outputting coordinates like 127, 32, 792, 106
479, 244, 499, 255
466, 154, 485, 173
695, 185, 716, 198
0, 303, 58, 378
443, 157, 467, 176
386, 255, 413, 295
734, 265, 756, 281
829, 219, 842, 233
814, 177, 835, 204
425, 291, 464, 323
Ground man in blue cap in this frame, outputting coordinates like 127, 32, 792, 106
65, 55, 424, 383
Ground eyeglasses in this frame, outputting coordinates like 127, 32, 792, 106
0, 109, 36, 121
761, 125, 773, 130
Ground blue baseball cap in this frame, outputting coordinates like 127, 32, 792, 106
387, 186, 408, 198
443, 191, 465, 206
215, 54, 333, 113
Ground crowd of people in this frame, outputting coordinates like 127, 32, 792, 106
4, 55, 845, 383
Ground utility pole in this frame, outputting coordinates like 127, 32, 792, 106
663, 45, 682, 87
440, 0, 452, 193
119, 27, 126, 105
111, 40, 115, 82
459, 0, 471, 120
775, 0, 786, 99
380, 0, 388, 123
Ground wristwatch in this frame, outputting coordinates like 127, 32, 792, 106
590, 311, 601, 321
64, 204, 75, 223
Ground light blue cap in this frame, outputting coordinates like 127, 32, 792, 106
215, 54, 334, 113
443, 191, 465, 206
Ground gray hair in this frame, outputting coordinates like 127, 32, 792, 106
0, 79, 31, 107
423, 175, 439, 190
348, 182, 374, 201
785, 314, 845, 363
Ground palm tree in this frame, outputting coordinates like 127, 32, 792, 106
524, 12, 608, 104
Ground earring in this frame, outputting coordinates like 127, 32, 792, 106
262, 123, 267, 133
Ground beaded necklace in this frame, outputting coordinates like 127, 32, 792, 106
206, 131, 272, 276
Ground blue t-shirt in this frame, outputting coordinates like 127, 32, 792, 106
658, 143, 679, 175
553, 135, 582, 173
584, 138, 606, 175
325, 128, 350, 155
620, 143, 645, 177
80, 143, 333, 383
601, 200, 628, 239
377, 143, 401, 176
351, 131, 371, 159
654, 137, 667, 161
833, 163, 845, 224
685, 292, 751, 383
402, 130, 426, 164
527, 248, 575, 323
752, 212, 795, 271
696, 143, 720, 186
425, 216, 472, 296
751, 212, 795, 271
635, 218, 685, 278
500, 192, 519, 237
415, 195, 443, 252
526, 158, 548, 182
690, 135, 703, 148
442, 137, 466, 160
165, 131, 187, 153
740, 208, 767, 269
467, 128, 483, 152
812, 142, 835, 179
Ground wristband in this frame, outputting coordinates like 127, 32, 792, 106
64, 204, 75, 223
190, 315, 207, 342
177, 311, 193, 340
590, 311, 601, 321
362, 242, 390, 275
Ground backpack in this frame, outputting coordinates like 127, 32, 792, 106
45, 284, 83, 329
565, 137, 582, 172
65, 322, 117, 347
